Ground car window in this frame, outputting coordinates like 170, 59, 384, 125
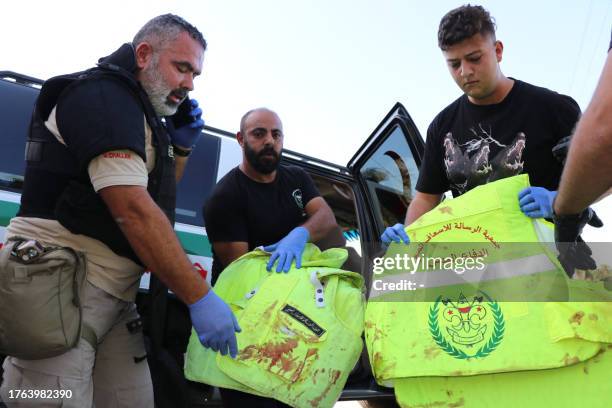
175, 133, 221, 226
358, 124, 420, 233
310, 174, 361, 251
0, 80, 38, 193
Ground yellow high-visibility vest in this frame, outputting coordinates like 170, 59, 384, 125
364, 175, 611, 406
394, 347, 611, 408
185, 244, 365, 408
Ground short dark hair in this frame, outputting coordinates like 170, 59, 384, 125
133, 14, 207, 52
438, 4, 496, 50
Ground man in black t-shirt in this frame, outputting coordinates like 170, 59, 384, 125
382, 4, 581, 244
203, 108, 337, 407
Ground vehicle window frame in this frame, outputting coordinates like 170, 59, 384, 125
347, 103, 425, 242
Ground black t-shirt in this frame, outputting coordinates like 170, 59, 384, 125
204, 165, 320, 280
416, 79, 580, 197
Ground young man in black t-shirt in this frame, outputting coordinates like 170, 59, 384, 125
382, 4, 581, 244
203, 107, 337, 408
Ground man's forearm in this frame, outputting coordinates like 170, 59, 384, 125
121, 205, 207, 304
555, 128, 612, 214
174, 155, 190, 182
555, 51, 612, 215
302, 204, 336, 242
100, 187, 207, 304
405, 193, 442, 225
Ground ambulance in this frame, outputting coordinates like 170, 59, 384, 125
3, 66, 611, 407
0, 70, 426, 405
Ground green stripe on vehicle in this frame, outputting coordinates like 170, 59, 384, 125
177, 229, 212, 257
0, 200, 19, 227
0, 194, 212, 257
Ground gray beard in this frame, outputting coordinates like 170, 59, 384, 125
140, 57, 179, 117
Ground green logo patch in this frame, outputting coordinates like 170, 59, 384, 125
428, 292, 504, 359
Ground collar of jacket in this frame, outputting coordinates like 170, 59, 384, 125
95, 43, 164, 131
97, 43, 138, 74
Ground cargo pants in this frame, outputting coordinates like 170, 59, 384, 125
0, 280, 153, 407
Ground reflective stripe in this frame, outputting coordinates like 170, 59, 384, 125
533, 219, 555, 243
532, 220, 560, 258
369, 253, 557, 298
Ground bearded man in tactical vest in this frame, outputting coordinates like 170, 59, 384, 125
0, 14, 240, 407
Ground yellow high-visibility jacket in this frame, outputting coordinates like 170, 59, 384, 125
185, 244, 365, 408
364, 175, 611, 407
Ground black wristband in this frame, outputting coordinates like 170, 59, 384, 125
172, 144, 192, 157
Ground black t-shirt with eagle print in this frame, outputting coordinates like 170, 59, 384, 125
417, 79, 580, 197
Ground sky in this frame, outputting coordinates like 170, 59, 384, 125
1, 0, 610, 240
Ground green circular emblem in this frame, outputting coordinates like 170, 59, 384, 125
428, 292, 504, 359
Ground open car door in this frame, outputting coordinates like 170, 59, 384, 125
347, 102, 425, 245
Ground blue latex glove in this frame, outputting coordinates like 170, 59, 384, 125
518, 187, 557, 218
263, 226, 310, 273
188, 289, 241, 358
381, 223, 410, 245
166, 98, 205, 148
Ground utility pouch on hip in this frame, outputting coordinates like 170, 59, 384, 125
0, 238, 88, 359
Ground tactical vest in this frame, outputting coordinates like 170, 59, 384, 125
364, 175, 612, 407
185, 244, 365, 408
17, 43, 176, 265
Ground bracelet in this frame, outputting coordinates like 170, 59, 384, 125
172, 144, 192, 157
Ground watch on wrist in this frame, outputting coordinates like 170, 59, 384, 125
172, 144, 192, 157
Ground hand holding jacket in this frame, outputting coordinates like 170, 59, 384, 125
553, 208, 603, 277
188, 289, 241, 358
518, 187, 557, 219
264, 226, 310, 273
381, 223, 410, 245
